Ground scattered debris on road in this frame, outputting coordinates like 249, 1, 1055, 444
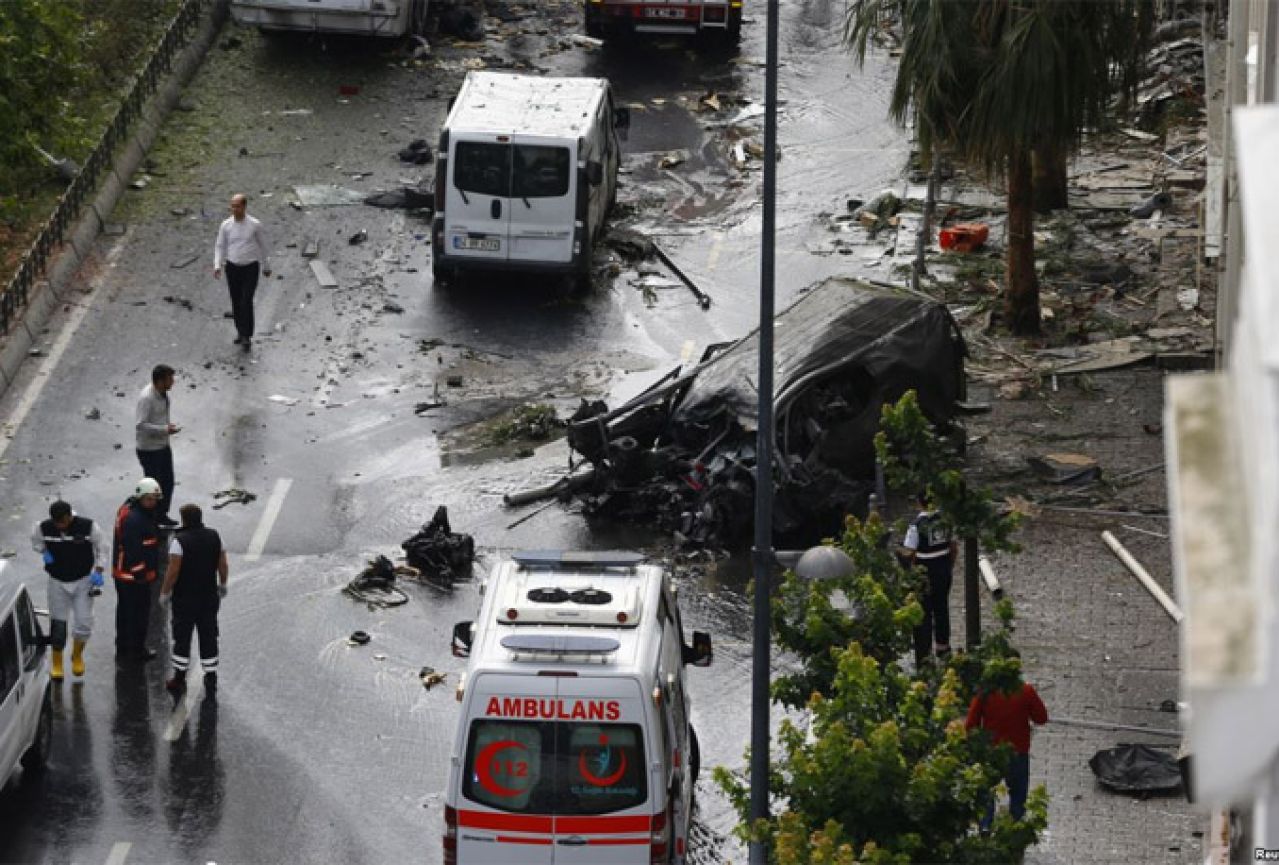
344, 555, 411, 608
212, 487, 258, 509
401, 506, 474, 581
419, 666, 447, 690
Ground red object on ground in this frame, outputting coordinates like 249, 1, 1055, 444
939, 222, 990, 253
338, 84, 361, 96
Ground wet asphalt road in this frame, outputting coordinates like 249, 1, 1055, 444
0, 1, 907, 862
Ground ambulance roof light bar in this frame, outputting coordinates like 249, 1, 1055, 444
500, 634, 621, 655
511, 550, 646, 569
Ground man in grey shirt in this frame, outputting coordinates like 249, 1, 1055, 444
136, 363, 181, 527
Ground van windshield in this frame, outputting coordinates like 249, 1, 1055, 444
453, 143, 571, 199
462, 719, 647, 815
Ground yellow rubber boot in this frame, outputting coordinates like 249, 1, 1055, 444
71, 639, 87, 676
51, 650, 64, 681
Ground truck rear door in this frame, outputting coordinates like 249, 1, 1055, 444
506, 137, 575, 266
446, 138, 512, 263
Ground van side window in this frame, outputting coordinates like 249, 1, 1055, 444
15, 590, 39, 670
455, 142, 510, 197
0, 615, 18, 704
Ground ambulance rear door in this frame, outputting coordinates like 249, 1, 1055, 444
552, 676, 653, 864
456, 673, 557, 864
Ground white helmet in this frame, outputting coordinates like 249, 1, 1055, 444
135, 478, 163, 498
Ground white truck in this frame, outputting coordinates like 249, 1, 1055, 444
584, 0, 743, 41
0, 567, 53, 790
444, 551, 712, 864
430, 71, 629, 289
230, 0, 429, 37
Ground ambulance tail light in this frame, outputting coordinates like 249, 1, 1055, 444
443, 805, 458, 864
616, 611, 628, 624
650, 808, 670, 863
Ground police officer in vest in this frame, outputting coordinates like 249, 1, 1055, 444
30, 501, 106, 680
902, 491, 960, 660
113, 478, 165, 662
158, 503, 228, 696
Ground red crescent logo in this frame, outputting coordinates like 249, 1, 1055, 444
578, 745, 628, 787
475, 740, 527, 797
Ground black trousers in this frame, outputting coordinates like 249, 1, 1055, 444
225, 260, 259, 341
913, 556, 954, 660
171, 596, 220, 675
137, 446, 174, 518
114, 577, 153, 655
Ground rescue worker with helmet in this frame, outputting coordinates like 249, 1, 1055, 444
112, 478, 164, 662
30, 500, 106, 680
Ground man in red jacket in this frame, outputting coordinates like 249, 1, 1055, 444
965, 653, 1048, 830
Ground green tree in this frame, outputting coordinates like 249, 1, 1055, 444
0, 0, 85, 214
875, 389, 1020, 556
845, 0, 1151, 335
717, 391, 1043, 862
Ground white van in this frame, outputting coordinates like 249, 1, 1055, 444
230, 0, 428, 37
444, 551, 712, 864
0, 566, 53, 789
431, 72, 629, 288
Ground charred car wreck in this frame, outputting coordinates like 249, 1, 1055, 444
525, 279, 967, 547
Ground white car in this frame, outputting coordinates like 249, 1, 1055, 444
0, 564, 53, 788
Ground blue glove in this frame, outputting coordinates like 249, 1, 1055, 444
90, 570, 104, 588
42, 550, 54, 565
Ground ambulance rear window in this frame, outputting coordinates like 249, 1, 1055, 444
463, 719, 647, 815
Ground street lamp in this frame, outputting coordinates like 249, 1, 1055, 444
749, 1, 782, 864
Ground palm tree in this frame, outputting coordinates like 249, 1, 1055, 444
846, 0, 1150, 336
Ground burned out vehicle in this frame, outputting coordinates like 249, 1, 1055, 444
554, 278, 966, 547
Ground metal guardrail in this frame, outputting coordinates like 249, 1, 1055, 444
0, 0, 209, 335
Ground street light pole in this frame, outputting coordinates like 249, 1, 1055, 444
749, 2, 781, 864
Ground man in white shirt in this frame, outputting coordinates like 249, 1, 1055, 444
213, 193, 271, 350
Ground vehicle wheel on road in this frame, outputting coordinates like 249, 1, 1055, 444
20, 689, 52, 776
431, 258, 452, 288
689, 725, 701, 785
409, 0, 428, 37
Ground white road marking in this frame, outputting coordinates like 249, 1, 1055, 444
163, 678, 205, 742
679, 340, 695, 365
0, 238, 125, 463
245, 477, 293, 562
705, 231, 724, 271
104, 841, 132, 865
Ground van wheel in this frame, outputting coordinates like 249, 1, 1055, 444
20, 689, 52, 776
689, 725, 701, 785
431, 258, 452, 288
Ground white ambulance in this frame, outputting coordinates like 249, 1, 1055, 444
430, 72, 629, 289
229, 0, 429, 37
444, 551, 712, 864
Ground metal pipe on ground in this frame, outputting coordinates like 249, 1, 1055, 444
1101, 530, 1184, 623
978, 555, 1004, 600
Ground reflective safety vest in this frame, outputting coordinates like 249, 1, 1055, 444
113, 499, 160, 583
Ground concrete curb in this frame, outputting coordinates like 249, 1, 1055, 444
0, 0, 229, 400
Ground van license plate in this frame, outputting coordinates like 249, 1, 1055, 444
454, 236, 500, 252
645, 7, 686, 18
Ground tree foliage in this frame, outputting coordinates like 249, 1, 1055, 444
874, 389, 1020, 554
716, 391, 1044, 863
0, 0, 86, 203
844, 0, 1152, 335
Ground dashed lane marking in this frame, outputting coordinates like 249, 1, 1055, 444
680, 340, 695, 365
245, 477, 293, 562
104, 841, 132, 865
163, 678, 205, 742
705, 231, 724, 271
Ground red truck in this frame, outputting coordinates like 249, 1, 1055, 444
585, 0, 743, 41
